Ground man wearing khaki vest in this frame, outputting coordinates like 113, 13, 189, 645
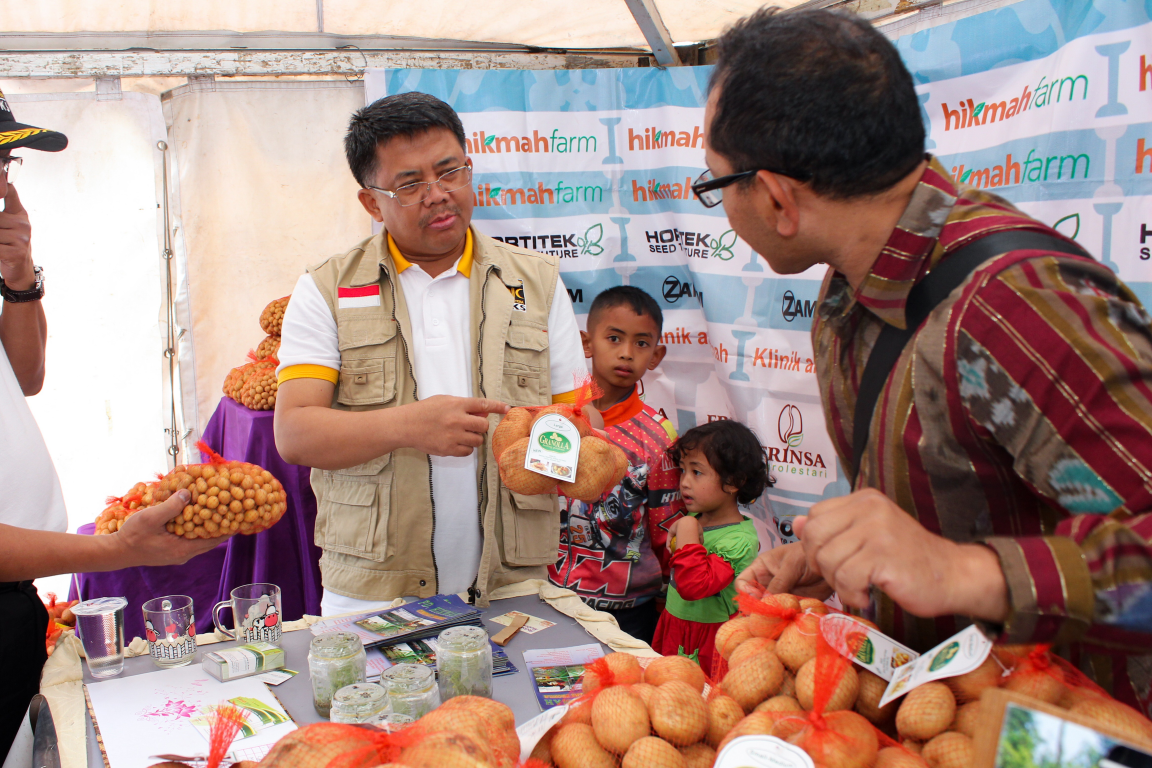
274, 93, 588, 614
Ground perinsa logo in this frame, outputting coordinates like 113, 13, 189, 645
465, 129, 598, 154
492, 223, 604, 259
940, 71, 1088, 132
645, 229, 736, 260
778, 404, 803, 448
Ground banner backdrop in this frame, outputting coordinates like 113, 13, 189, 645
366, 68, 846, 549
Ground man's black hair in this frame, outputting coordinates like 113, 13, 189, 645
709, 9, 925, 200
668, 420, 772, 505
587, 285, 664, 335
344, 92, 467, 188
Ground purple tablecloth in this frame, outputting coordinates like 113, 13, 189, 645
71, 397, 322, 638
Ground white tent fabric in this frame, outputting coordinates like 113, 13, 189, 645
1, 0, 784, 50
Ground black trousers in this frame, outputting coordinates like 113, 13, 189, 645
607, 599, 660, 646
0, 582, 48, 762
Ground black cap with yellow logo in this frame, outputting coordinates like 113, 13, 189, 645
0, 89, 67, 152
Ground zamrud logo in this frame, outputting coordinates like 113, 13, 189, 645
778, 404, 803, 448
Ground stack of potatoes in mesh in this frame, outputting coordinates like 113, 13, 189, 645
222, 296, 289, 411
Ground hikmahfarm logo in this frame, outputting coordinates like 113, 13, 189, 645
465, 129, 598, 154
491, 223, 603, 259
948, 149, 1091, 190
645, 228, 737, 260
940, 71, 1088, 132
632, 177, 698, 202
769, 404, 828, 477
626, 125, 704, 151
472, 181, 604, 208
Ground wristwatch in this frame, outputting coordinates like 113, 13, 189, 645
0, 265, 45, 303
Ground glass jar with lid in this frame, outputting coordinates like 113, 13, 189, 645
436, 626, 493, 700
330, 682, 389, 724
381, 663, 439, 718
308, 631, 367, 717
368, 712, 415, 732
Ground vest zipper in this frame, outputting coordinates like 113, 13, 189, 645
468, 265, 492, 606
386, 272, 438, 591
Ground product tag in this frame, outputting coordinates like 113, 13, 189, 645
254, 669, 298, 686
714, 736, 816, 768
820, 614, 919, 682
515, 704, 570, 762
878, 624, 994, 708
525, 413, 581, 481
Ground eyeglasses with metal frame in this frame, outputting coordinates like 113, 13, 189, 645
1, 156, 22, 183
366, 165, 472, 207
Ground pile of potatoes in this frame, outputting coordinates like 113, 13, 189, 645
222, 296, 288, 411
492, 405, 627, 501
705, 594, 1152, 768
534, 653, 718, 768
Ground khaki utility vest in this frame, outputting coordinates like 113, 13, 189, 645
307, 227, 561, 606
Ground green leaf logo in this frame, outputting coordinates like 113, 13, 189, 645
1054, 213, 1080, 240
710, 229, 738, 261
960, 170, 972, 183
578, 223, 604, 256
972, 102, 985, 119
654, 130, 662, 144
489, 186, 501, 199
484, 134, 495, 146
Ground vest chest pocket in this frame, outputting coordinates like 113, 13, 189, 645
502, 324, 549, 406
336, 316, 399, 407
338, 357, 396, 406
317, 474, 394, 562
498, 487, 559, 566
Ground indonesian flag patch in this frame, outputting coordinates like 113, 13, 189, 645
337, 285, 380, 309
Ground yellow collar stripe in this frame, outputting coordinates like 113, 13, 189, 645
387, 229, 473, 276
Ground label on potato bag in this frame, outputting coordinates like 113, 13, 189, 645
821, 613, 919, 682
525, 414, 581, 481
715, 736, 816, 768
515, 704, 570, 762
878, 624, 994, 708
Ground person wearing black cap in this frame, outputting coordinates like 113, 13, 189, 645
0, 92, 227, 760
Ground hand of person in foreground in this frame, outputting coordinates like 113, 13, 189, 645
113, 490, 232, 566
735, 541, 834, 601
409, 395, 510, 457
0, 185, 33, 288
791, 488, 1010, 622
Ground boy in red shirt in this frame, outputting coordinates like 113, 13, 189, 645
548, 286, 685, 643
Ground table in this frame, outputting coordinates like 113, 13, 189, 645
70, 397, 323, 638
83, 593, 607, 767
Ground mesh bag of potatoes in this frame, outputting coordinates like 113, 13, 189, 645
238, 356, 278, 410
256, 334, 281, 360
94, 480, 159, 534
711, 591, 832, 682
260, 296, 290, 336
533, 651, 722, 768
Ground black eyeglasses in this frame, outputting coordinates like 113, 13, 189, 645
691, 166, 810, 208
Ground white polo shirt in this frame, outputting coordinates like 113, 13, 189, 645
0, 305, 67, 533
277, 229, 585, 613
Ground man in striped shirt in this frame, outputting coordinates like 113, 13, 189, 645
702, 9, 1152, 714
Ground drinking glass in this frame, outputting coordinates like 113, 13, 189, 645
71, 597, 127, 679
212, 583, 282, 645
142, 595, 197, 668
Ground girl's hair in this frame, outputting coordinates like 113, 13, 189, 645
667, 420, 772, 505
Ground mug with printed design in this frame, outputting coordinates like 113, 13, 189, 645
142, 595, 196, 668
212, 583, 282, 646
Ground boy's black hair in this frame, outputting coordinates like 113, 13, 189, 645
587, 285, 664, 335
668, 420, 771, 505
344, 92, 467, 188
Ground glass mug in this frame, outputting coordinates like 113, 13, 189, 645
142, 594, 197, 668
212, 583, 282, 645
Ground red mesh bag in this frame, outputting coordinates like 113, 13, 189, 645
256, 334, 281, 360
712, 592, 833, 682
493, 375, 626, 502
239, 356, 279, 411
94, 480, 159, 534
223, 362, 255, 401
260, 296, 290, 336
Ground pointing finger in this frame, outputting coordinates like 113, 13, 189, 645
3, 184, 24, 216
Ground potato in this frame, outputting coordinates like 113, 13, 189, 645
799, 598, 831, 615
644, 655, 707, 693
729, 637, 778, 670
896, 683, 956, 741
748, 593, 801, 638
1069, 698, 1152, 744
716, 617, 755, 660
1004, 667, 1065, 704
650, 680, 709, 746
680, 741, 716, 768
255, 335, 280, 360
631, 682, 658, 708
552, 723, 616, 768
439, 696, 519, 760
789, 710, 878, 768
718, 710, 806, 753
583, 652, 643, 694
238, 365, 278, 410
622, 736, 686, 768
401, 730, 494, 768
558, 437, 618, 502
950, 701, 981, 738
776, 613, 822, 672
856, 669, 898, 726
796, 657, 859, 712
591, 686, 649, 754
903, 739, 923, 754
945, 656, 1001, 703
705, 694, 745, 748
780, 671, 797, 699
756, 695, 804, 713
491, 408, 534, 461
260, 296, 290, 336
561, 700, 592, 726
498, 437, 558, 496
921, 732, 973, 768
875, 747, 929, 768
532, 404, 593, 437
721, 649, 785, 712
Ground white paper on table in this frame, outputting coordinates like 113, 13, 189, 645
515, 704, 570, 762
85, 664, 297, 768
489, 611, 556, 635
521, 643, 604, 670
878, 624, 993, 708
308, 612, 381, 646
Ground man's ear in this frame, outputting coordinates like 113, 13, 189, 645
648, 343, 667, 370
756, 170, 801, 239
357, 188, 385, 223
580, 329, 593, 359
